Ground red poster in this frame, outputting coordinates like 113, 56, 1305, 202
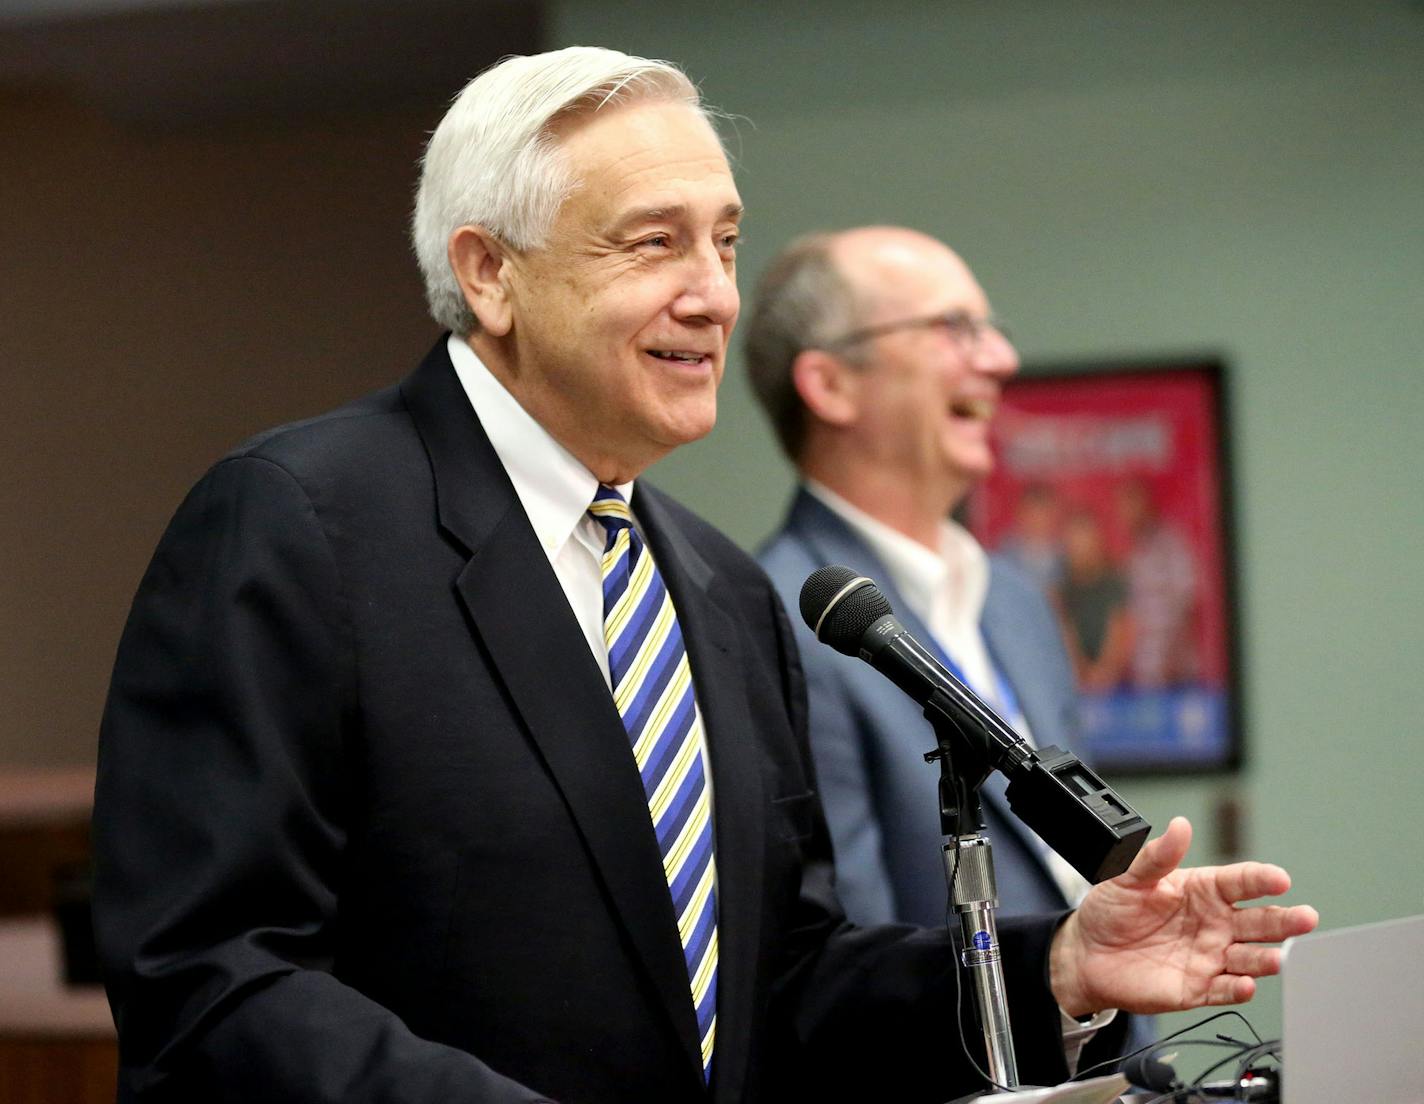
966, 363, 1239, 772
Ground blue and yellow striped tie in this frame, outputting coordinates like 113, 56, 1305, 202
589, 485, 717, 1081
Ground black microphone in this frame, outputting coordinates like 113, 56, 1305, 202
1121, 1051, 1178, 1094
800, 564, 1037, 767
799, 565, 1151, 883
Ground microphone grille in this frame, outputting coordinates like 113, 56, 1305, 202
1120, 1052, 1179, 1094
799, 565, 893, 656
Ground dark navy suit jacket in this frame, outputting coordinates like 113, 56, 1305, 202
93, 343, 1097, 1104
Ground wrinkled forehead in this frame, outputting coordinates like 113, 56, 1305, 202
550, 99, 738, 220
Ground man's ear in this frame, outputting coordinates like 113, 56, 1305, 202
448, 226, 514, 336
791, 348, 862, 429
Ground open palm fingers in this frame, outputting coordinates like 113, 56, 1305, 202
1197, 903, 1320, 1004
1232, 903, 1319, 944
1221, 942, 1283, 978
1214, 861, 1292, 904
1203, 973, 1259, 1006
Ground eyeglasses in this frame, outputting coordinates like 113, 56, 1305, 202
822, 310, 1012, 352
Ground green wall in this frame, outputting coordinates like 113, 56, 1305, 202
554, 0, 1424, 1054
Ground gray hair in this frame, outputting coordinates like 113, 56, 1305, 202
412, 46, 704, 335
743, 232, 866, 459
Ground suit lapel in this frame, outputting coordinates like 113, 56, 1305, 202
636, 486, 766, 1103
400, 344, 704, 1082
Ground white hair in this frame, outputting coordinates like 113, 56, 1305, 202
412, 46, 705, 335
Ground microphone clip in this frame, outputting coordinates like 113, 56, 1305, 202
923, 688, 997, 838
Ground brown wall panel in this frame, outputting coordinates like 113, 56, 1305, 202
0, 1038, 117, 1104
2, 90, 445, 768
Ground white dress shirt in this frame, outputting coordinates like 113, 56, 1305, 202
447, 334, 634, 688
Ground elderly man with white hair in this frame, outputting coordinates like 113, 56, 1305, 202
94, 48, 1315, 1104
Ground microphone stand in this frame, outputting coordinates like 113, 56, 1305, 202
923, 688, 1019, 1094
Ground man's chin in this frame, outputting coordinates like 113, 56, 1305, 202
671, 413, 718, 449
945, 446, 995, 486
660, 397, 719, 447
622, 412, 717, 477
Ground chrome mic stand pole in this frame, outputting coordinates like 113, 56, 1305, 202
925, 690, 1020, 1093
944, 830, 1018, 1089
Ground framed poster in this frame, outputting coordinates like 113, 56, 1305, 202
965, 360, 1241, 773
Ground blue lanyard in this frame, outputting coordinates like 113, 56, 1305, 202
921, 632, 1024, 733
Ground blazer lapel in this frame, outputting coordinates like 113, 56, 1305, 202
635, 486, 766, 1103
400, 344, 704, 1080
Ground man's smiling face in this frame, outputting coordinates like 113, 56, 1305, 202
496, 98, 742, 483
831, 228, 1020, 503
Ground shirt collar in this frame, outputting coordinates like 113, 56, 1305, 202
447, 333, 634, 557
803, 479, 989, 631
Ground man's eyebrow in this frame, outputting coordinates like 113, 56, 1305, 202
609, 202, 745, 234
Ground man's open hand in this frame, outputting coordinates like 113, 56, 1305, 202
1049, 817, 1319, 1017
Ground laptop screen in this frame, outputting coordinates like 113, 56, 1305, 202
1281, 913, 1424, 1103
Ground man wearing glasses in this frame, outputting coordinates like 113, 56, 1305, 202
748, 225, 1147, 1066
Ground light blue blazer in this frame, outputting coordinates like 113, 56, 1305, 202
758, 487, 1083, 926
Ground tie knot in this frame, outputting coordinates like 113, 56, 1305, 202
589, 485, 634, 538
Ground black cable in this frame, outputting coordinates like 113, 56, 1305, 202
1073, 1007, 1264, 1083
1184, 1037, 1280, 1101
1125, 1033, 1281, 1103
1190, 1038, 1279, 1085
